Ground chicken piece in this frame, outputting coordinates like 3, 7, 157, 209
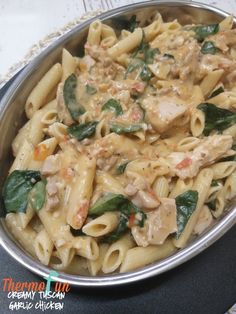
131, 190, 160, 209
132, 198, 177, 247
41, 154, 61, 176
167, 134, 233, 179
56, 83, 74, 126
142, 95, 187, 133
193, 205, 213, 235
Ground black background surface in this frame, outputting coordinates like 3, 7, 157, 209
0, 77, 236, 314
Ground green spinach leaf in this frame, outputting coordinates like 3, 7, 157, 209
115, 161, 130, 175
86, 84, 97, 95
2, 170, 41, 214
110, 123, 144, 134
201, 41, 219, 54
209, 86, 224, 98
102, 99, 123, 116
68, 121, 98, 141
63, 74, 85, 120
28, 180, 46, 211
192, 23, 219, 41
89, 193, 127, 216
175, 190, 198, 239
197, 103, 236, 135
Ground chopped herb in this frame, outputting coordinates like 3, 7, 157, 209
129, 15, 138, 32
145, 47, 160, 64
102, 99, 123, 116
192, 23, 219, 41
68, 121, 98, 141
175, 190, 198, 239
209, 86, 224, 98
140, 64, 153, 81
86, 84, 97, 95
110, 123, 144, 134
201, 41, 219, 54
63, 74, 85, 120
198, 103, 236, 135
2, 170, 42, 214
115, 161, 130, 174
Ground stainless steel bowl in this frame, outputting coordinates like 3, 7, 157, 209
0, 1, 236, 287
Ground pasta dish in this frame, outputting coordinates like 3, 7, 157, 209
2, 12, 236, 275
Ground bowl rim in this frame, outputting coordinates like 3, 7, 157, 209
0, 0, 236, 287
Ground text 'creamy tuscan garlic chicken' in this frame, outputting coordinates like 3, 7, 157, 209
2, 13, 236, 275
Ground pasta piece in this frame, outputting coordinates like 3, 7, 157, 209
73, 236, 99, 261
87, 19, 102, 46
120, 239, 175, 273
96, 171, 125, 194
66, 155, 96, 229
210, 161, 236, 180
219, 16, 234, 31
62, 48, 76, 81
190, 109, 205, 137
25, 63, 62, 118
108, 28, 143, 59
5, 213, 37, 257
102, 234, 134, 273
101, 24, 117, 39
10, 140, 34, 173
224, 172, 236, 200
152, 176, 169, 198
87, 243, 109, 276
12, 120, 31, 157
169, 178, 193, 198
82, 212, 119, 237
176, 137, 200, 152
34, 228, 54, 265
200, 69, 224, 97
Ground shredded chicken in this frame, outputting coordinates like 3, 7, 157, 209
132, 198, 177, 246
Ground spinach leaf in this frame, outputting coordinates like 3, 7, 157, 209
2, 170, 41, 214
89, 193, 127, 216
103, 213, 129, 243
211, 180, 220, 187
145, 47, 160, 64
207, 199, 216, 211
140, 64, 153, 81
86, 84, 97, 95
209, 86, 224, 98
163, 53, 174, 59
28, 180, 46, 211
63, 74, 85, 120
102, 99, 123, 116
175, 190, 198, 239
192, 23, 219, 41
70, 226, 86, 237
201, 41, 219, 54
125, 58, 144, 78
68, 121, 98, 141
110, 123, 144, 134
115, 161, 130, 175
112, 15, 138, 32
197, 103, 236, 135
129, 15, 138, 32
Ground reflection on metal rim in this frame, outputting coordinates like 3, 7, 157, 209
0, 1, 236, 287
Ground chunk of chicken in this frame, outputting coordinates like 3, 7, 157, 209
167, 135, 233, 179
41, 154, 61, 176
132, 198, 177, 247
142, 95, 187, 133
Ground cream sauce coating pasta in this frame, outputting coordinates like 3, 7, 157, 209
3, 13, 236, 275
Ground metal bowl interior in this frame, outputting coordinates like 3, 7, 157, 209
0, 0, 236, 287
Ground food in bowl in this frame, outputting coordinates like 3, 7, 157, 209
2, 11, 236, 276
